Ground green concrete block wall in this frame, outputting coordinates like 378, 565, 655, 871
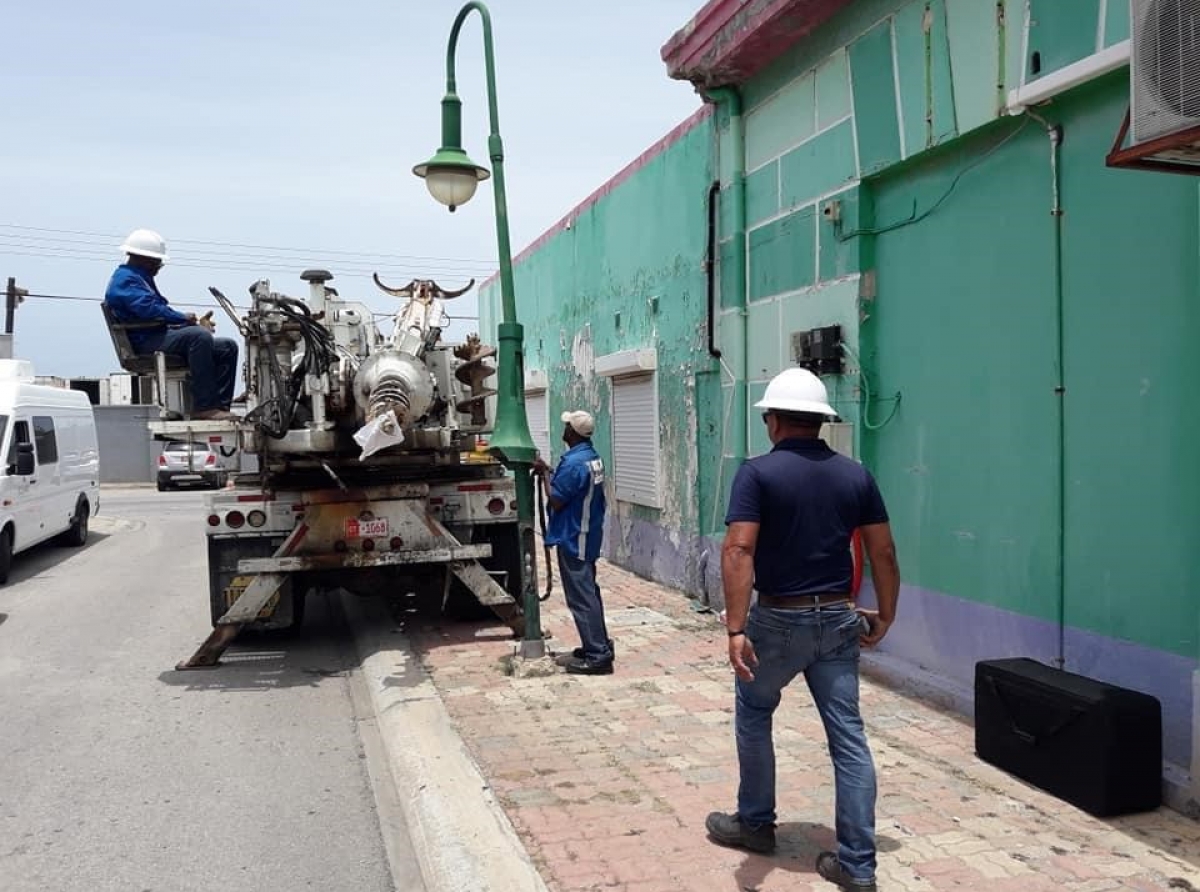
779, 120, 857, 211
479, 119, 717, 548
748, 208, 818, 300
746, 72, 815, 170
945, 0, 1003, 132
1026, 0, 1102, 80
1104, 0, 1129, 45
850, 20, 903, 175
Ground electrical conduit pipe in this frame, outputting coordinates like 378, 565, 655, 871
705, 87, 748, 467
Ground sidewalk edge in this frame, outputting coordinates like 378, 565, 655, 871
341, 593, 551, 892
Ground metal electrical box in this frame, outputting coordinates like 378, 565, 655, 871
791, 325, 844, 375
820, 422, 855, 459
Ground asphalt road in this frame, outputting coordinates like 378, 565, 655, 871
0, 486, 422, 892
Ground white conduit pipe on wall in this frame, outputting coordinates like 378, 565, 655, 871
1006, 39, 1131, 116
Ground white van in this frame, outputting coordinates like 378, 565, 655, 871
0, 360, 100, 582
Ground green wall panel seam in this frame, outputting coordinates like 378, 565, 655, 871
744, 114, 856, 178
890, 10, 907, 160
745, 272, 864, 304
746, 181, 860, 235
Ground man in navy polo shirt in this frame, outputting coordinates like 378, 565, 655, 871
533, 409, 612, 675
705, 368, 900, 892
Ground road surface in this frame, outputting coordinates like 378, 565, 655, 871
0, 486, 423, 892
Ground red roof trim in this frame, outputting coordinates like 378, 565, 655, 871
661, 0, 855, 88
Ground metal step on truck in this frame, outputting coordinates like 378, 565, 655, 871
126, 270, 531, 669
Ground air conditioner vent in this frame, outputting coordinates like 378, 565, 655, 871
1132, 0, 1200, 142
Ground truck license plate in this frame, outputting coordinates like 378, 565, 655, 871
345, 517, 389, 538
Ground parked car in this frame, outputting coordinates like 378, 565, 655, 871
157, 441, 228, 491
0, 360, 100, 583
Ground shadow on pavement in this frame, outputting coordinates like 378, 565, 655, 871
730, 822, 901, 891
5, 531, 112, 586
157, 590, 360, 693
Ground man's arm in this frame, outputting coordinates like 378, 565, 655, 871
722, 521, 759, 680
110, 275, 191, 326
858, 521, 899, 646
545, 461, 582, 512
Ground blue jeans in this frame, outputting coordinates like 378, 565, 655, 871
736, 603, 876, 882
143, 326, 239, 412
557, 550, 613, 662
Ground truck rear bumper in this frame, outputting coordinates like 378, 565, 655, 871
237, 542, 492, 573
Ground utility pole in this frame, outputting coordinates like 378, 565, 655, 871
5, 277, 27, 335
3, 278, 27, 361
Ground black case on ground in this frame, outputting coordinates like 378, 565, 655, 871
974, 658, 1162, 817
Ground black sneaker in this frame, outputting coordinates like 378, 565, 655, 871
572, 638, 615, 660
815, 851, 876, 891
563, 656, 614, 675
705, 812, 776, 854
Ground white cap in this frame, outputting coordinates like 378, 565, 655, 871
561, 410, 595, 437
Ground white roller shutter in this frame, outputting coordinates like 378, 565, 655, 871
525, 390, 552, 464
611, 373, 660, 507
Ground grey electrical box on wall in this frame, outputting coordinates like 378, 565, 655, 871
791, 325, 844, 375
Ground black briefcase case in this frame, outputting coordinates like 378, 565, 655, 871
974, 658, 1161, 816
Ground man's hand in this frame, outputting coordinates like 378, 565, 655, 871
532, 455, 549, 478
856, 609, 893, 647
728, 633, 758, 682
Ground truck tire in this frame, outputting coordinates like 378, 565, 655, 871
56, 498, 89, 547
0, 527, 11, 585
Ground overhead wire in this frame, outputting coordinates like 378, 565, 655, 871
0, 222, 498, 267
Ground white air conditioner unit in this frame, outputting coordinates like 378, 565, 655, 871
1129, 0, 1200, 160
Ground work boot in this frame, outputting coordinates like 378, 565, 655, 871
571, 638, 615, 660
193, 408, 238, 422
563, 656, 613, 675
815, 851, 876, 891
705, 812, 776, 854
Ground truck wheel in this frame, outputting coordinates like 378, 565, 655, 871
56, 499, 89, 547
0, 528, 12, 585
156, 481, 168, 492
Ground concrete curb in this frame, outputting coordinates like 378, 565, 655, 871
341, 593, 550, 892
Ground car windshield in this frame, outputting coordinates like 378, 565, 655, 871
166, 442, 208, 453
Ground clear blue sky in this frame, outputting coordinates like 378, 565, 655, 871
1, 1, 703, 379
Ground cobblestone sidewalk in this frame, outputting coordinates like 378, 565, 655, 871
407, 559, 1200, 892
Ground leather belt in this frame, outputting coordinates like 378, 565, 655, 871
757, 592, 851, 610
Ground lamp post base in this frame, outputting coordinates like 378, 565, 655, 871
517, 637, 547, 660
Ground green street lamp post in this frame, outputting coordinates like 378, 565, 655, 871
414, 0, 544, 659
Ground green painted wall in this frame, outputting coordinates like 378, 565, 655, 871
1056, 76, 1200, 654
479, 119, 717, 582
863, 73, 1200, 659
867, 119, 1062, 618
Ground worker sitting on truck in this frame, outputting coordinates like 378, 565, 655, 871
104, 228, 240, 422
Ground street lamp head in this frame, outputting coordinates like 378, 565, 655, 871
413, 148, 491, 212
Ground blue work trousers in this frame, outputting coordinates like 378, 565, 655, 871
143, 325, 239, 412
557, 550, 613, 663
735, 602, 877, 883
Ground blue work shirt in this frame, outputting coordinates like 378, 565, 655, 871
104, 264, 190, 352
725, 437, 889, 596
546, 441, 607, 562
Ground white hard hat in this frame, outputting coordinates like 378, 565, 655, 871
755, 367, 836, 416
120, 228, 169, 261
